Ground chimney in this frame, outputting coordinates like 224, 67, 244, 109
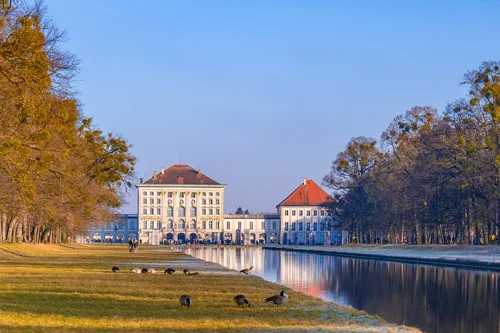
303, 178, 307, 185
178, 176, 184, 184
153, 171, 157, 177
161, 167, 165, 174
198, 167, 201, 173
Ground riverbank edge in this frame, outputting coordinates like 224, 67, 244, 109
262, 245, 500, 271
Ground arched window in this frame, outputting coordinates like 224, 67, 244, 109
190, 207, 196, 217
167, 207, 173, 217
167, 219, 173, 229
178, 207, 186, 217
178, 220, 185, 229
190, 220, 196, 229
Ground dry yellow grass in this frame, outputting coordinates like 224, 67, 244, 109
0, 244, 420, 332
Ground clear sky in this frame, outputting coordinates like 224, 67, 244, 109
44, 0, 500, 214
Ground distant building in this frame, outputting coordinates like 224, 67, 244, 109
82, 214, 139, 243
136, 164, 226, 244
277, 179, 337, 245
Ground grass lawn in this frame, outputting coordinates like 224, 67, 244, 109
0, 244, 420, 332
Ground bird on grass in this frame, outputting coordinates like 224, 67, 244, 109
180, 295, 192, 309
186, 272, 199, 276
234, 294, 251, 307
164, 268, 176, 275
130, 268, 142, 274
183, 269, 190, 275
141, 268, 148, 274
265, 290, 288, 307
112, 266, 119, 273
147, 268, 157, 274
239, 266, 254, 275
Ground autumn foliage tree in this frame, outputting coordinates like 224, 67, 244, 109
0, 1, 135, 243
325, 62, 500, 245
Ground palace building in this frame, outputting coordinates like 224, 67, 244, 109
85, 164, 338, 245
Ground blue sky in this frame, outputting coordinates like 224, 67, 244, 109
45, 0, 500, 214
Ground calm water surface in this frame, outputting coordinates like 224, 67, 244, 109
186, 247, 500, 333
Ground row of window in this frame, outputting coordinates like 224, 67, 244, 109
141, 220, 278, 231
142, 191, 221, 197
141, 207, 221, 216
143, 198, 221, 205
283, 222, 326, 231
284, 209, 327, 217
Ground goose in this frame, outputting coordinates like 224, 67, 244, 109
187, 272, 199, 276
130, 268, 142, 274
141, 268, 149, 274
234, 294, 250, 307
239, 266, 254, 275
164, 268, 176, 275
180, 295, 192, 309
147, 268, 157, 274
112, 266, 119, 273
183, 269, 190, 275
265, 290, 288, 307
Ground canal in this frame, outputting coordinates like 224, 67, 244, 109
186, 247, 500, 333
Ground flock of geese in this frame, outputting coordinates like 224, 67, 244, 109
111, 265, 288, 308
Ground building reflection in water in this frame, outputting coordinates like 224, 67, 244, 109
186, 247, 500, 333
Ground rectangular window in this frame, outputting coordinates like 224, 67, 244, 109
299, 223, 303, 231
307, 210, 311, 216
306, 222, 311, 231
216, 192, 220, 196
320, 223, 325, 231
158, 221, 162, 229
202, 199, 206, 204
321, 210, 325, 216
209, 199, 213, 204
157, 198, 161, 204
285, 210, 289, 216
249, 222, 253, 229
143, 191, 147, 196
150, 208, 154, 215
191, 192, 196, 198
313, 210, 318, 216
157, 192, 161, 196
299, 210, 303, 216
209, 192, 213, 196
150, 192, 154, 196
202, 221, 206, 229
168, 192, 173, 198
226, 221, 231, 229
216, 199, 220, 204
216, 208, 220, 215
216, 221, 220, 229
142, 208, 147, 215
150, 221, 154, 229
209, 221, 213, 229
150, 198, 154, 204
143, 221, 147, 229
292, 223, 296, 231
202, 192, 206, 196
292, 210, 296, 216
272, 221, 277, 229
284, 222, 289, 231
209, 208, 213, 215
202, 208, 206, 215
238, 222, 242, 230
157, 208, 161, 215
313, 222, 318, 231
180, 192, 185, 198
142, 198, 147, 204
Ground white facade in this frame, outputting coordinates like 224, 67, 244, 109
278, 205, 331, 245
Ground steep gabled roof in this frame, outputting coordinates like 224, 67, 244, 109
142, 164, 221, 185
277, 179, 333, 207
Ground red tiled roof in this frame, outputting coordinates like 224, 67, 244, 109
143, 165, 221, 185
277, 179, 333, 207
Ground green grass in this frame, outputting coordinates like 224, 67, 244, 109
0, 244, 420, 332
